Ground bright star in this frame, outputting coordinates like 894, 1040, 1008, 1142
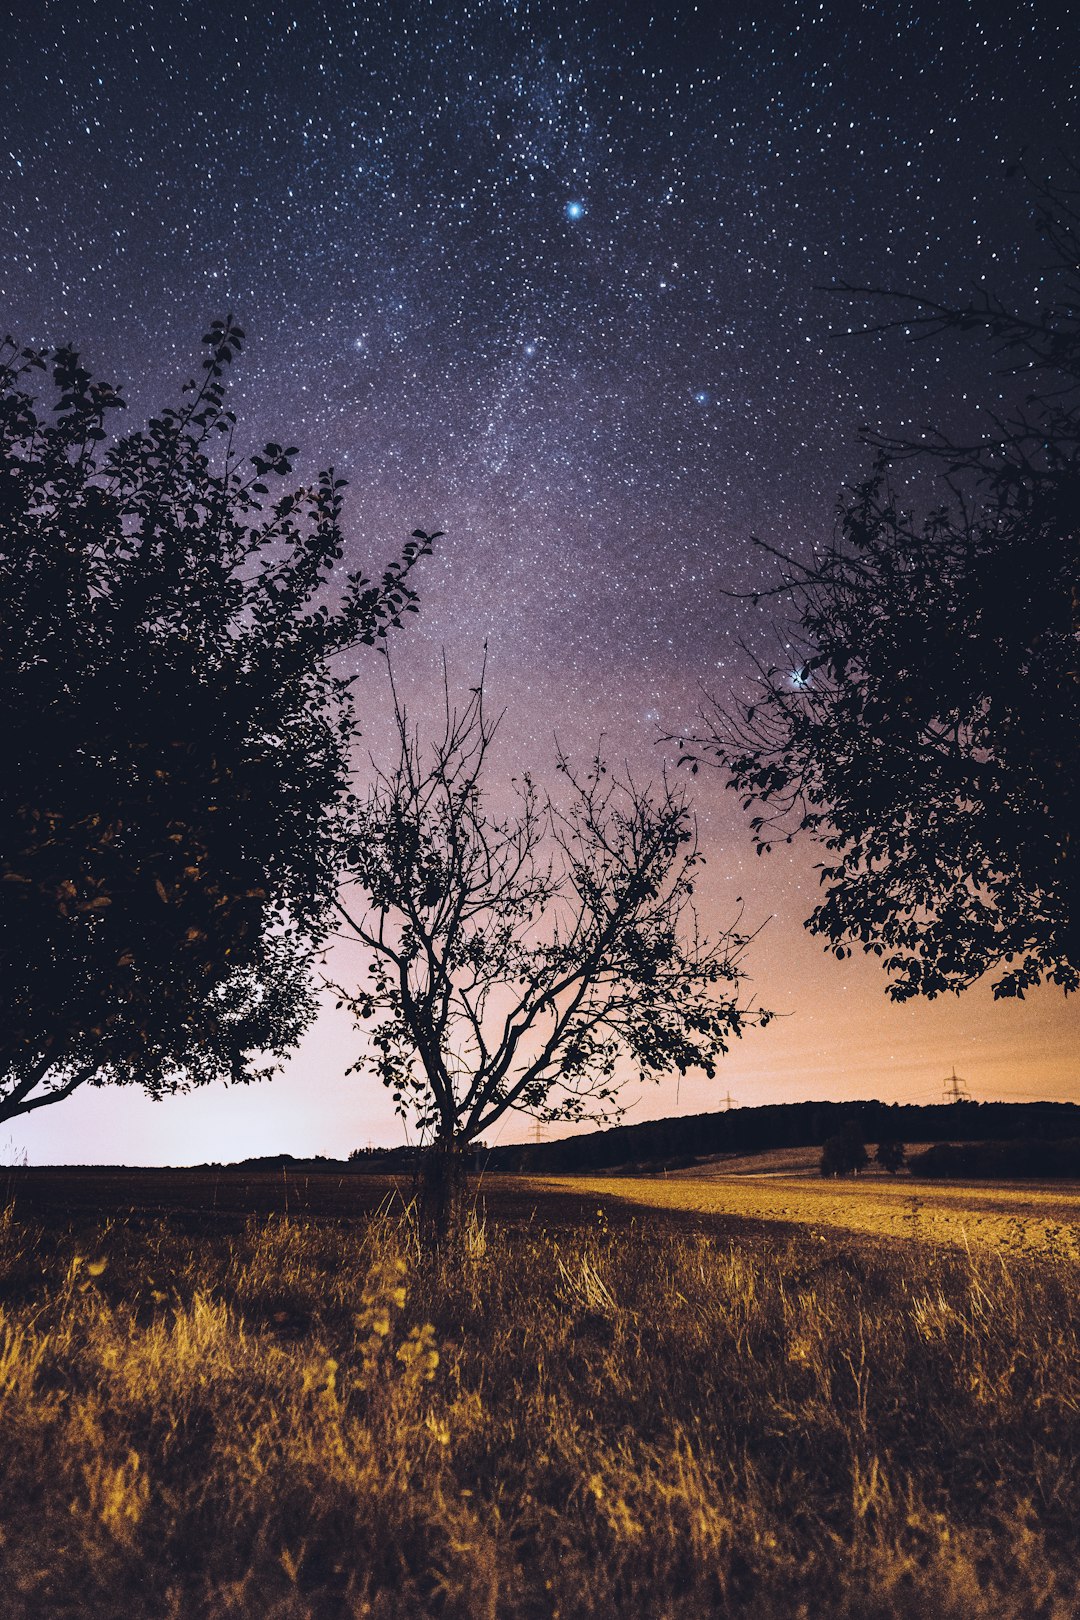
565, 200, 585, 220
693, 391, 709, 405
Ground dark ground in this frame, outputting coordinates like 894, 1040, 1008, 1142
2, 1166, 800, 1245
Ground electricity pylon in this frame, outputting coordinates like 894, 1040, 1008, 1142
942, 1067, 972, 1103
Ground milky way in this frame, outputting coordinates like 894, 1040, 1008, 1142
3, 1, 1076, 1160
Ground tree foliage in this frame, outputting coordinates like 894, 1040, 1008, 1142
330, 668, 769, 1225
0, 320, 435, 1124
688, 166, 1079, 1000
820, 1123, 867, 1178
874, 1138, 906, 1175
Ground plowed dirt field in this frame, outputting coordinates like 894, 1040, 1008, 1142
530, 1172, 1080, 1258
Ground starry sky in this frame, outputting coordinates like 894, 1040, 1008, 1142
3, 0, 1076, 1164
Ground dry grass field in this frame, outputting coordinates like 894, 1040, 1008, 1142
10, 1162, 1080, 1260
1, 1171, 1079, 1618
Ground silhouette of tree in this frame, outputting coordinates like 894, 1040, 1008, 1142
329, 665, 770, 1236
820, 1122, 867, 1177
875, 1138, 906, 1175
0, 321, 434, 1126
687, 165, 1079, 1001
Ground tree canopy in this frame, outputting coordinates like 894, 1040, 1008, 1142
820, 1122, 867, 1178
1, 319, 434, 1125
875, 1138, 906, 1175
330, 668, 769, 1226
687, 167, 1079, 1000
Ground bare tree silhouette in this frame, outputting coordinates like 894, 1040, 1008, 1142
330, 664, 769, 1237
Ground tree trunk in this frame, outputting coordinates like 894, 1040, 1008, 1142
419, 1135, 469, 1247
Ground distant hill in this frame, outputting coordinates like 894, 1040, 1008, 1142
190, 1100, 1080, 1178
483, 1099, 1080, 1176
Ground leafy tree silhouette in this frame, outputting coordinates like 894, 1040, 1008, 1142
875, 1138, 907, 1175
820, 1122, 868, 1178
687, 164, 1079, 1001
328, 664, 770, 1238
0, 320, 435, 1126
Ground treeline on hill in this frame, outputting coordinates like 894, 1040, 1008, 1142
483, 1101, 1080, 1176
180, 1103, 1080, 1179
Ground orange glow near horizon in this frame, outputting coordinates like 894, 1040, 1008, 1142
7, 709, 1074, 1170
